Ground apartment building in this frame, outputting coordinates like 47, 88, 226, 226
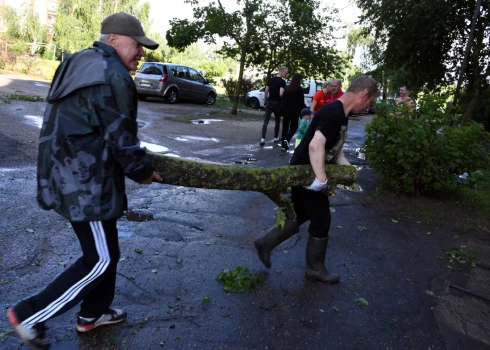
0, 0, 59, 34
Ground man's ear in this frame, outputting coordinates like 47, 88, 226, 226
107, 33, 118, 46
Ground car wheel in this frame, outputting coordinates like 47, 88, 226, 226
248, 98, 260, 109
205, 92, 216, 105
165, 88, 178, 104
137, 94, 147, 101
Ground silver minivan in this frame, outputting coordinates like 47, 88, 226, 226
134, 62, 217, 105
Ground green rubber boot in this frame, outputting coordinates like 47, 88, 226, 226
254, 219, 299, 268
305, 235, 340, 283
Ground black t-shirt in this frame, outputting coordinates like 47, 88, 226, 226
266, 76, 286, 102
290, 100, 348, 165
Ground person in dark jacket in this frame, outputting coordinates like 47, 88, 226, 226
7, 12, 162, 350
280, 73, 306, 150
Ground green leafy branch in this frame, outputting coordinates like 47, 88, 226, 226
274, 207, 287, 229
217, 266, 264, 293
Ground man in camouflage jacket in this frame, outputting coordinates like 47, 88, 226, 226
7, 13, 162, 349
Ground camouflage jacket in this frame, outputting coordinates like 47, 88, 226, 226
37, 41, 153, 222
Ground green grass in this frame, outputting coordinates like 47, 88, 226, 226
214, 95, 260, 112
2, 93, 45, 103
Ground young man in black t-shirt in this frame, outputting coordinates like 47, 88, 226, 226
260, 66, 288, 146
255, 75, 378, 283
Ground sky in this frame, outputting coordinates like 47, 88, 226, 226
146, 0, 362, 52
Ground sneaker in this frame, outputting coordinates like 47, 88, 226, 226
259, 138, 265, 146
7, 307, 50, 350
273, 137, 281, 142
282, 140, 289, 150
76, 308, 127, 333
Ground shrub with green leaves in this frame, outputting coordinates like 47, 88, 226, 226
363, 96, 490, 194
216, 266, 264, 293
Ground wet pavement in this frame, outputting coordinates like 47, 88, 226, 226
0, 73, 489, 350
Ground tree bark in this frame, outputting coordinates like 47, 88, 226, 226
453, 0, 482, 108
148, 153, 358, 219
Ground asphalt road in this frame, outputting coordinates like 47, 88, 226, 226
0, 72, 488, 350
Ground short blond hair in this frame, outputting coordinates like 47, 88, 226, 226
322, 80, 332, 89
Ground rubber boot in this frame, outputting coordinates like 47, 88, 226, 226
305, 235, 340, 283
254, 219, 299, 268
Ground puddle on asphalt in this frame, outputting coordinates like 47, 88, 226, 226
175, 135, 219, 143
353, 147, 366, 160
33, 82, 49, 87
140, 141, 169, 153
191, 119, 224, 125
234, 154, 258, 165
337, 184, 363, 192
24, 115, 43, 129
125, 211, 155, 222
0, 167, 23, 172
118, 231, 134, 238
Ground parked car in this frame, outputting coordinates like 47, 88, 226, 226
134, 62, 217, 105
244, 79, 323, 109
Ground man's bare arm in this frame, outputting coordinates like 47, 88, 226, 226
308, 130, 327, 182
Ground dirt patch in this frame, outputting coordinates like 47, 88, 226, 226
362, 186, 490, 347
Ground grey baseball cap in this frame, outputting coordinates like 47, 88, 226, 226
101, 12, 159, 50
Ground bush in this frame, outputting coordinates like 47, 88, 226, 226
363, 96, 490, 194
221, 76, 262, 101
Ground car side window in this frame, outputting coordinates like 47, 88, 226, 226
188, 68, 204, 83
140, 63, 163, 75
316, 83, 323, 91
302, 82, 310, 94
173, 66, 189, 79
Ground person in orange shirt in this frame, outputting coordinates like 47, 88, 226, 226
301, 81, 332, 118
302, 79, 345, 118
328, 79, 344, 103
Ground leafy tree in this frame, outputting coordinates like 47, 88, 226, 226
1, 4, 47, 54
356, 0, 489, 126
167, 0, 345, 115
167, 0, 266, 114
251, 0, 346, 81
54, 0, 151, 53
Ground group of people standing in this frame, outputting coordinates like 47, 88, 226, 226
260, 67, 345, 151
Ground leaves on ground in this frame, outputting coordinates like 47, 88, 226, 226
358, 226, 368, 231
354, 297, 369, 309
202, 297, 211, 303
217, 266, 264, 293
134, 248, 143, 254
332, 306, 339, 312
443, 247, 477, 267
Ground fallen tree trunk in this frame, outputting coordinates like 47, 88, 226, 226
148, 152, 358, 219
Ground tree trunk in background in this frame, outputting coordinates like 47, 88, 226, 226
148, 153, 358, 219
462, 8, 486, 125
232, 45, 247, 115
453, 0, 481, 109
